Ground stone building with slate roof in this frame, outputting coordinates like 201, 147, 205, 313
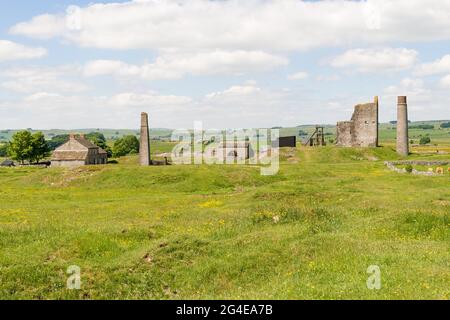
51, 134, 108, 167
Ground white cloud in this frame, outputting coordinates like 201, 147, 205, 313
288, 71, 309, 80
23, 92, 63, 102
414, 54, 450, 76
83, 60, 141, 77
10, 0, 450, 52
439, 74, 450, 88
381, 77, 450, 120
205, 84, 262, 99
109, 92, 193, 107
384, 78, 427, 96
330, 48, 418, 73
316, 74, 341, 82
0, 90, 195, 129
10, 14, 66, 39
84, 50, 288, 80
4, 1, 450, 129
382, 78, 431, 115
0, 40, 47, 62
0, 66, 89, 93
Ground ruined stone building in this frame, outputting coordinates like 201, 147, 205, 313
336, 96, 379, 147
206, 141, 254, 162
51, 134, 108, 167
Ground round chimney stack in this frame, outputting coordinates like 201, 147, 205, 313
396, 96, 409, 156
398, 96, 407, 105
140, 112, 151, 166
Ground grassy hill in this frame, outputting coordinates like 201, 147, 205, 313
0, 146, 448, 299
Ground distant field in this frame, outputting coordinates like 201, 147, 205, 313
1, 121, 449, 145
0, 145, 448, 299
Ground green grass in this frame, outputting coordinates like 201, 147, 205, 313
0, 145, 449, 300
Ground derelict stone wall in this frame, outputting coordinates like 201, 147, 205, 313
336, 121, 353, 146
336, 97, 379, 147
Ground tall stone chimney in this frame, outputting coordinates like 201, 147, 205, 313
140, 112, 151, 166
396, 96, 409, 156
374, 96, 379, 147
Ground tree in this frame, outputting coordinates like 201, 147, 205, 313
30, 132, 51, 163
0, 143, 8, 157
419, 136, 431, 145
405, 164, 413, 173
8, 131, 33, 164
440, 122, 450, 128
113, 135, 140, 157
409, 124, 434, 130
48, 134, 69, 150
7, 131, 51, 164
298, 130, 308, 136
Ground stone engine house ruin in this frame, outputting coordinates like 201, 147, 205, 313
336, 96, 379, 148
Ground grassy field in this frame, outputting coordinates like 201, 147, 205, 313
0, 144, 449, 300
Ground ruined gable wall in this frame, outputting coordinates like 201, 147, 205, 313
350, 103, 378, 147
336, 98, 378, 148
336, 121, 353, 146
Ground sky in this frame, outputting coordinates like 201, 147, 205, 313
0, 0, 450, 130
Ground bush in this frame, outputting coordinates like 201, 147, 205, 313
298, 130, 308, 136
410, 124, 434, 130
405, 164, 413, 173
419, 136, 431, 145
0, 143, 8, 157
440, 122, 450, 128
113, 135, 140, 157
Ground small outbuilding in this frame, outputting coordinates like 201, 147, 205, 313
51, 134, 108, 167
276, 136, 297, 148
216, 141, 255, 161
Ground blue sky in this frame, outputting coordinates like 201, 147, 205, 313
0, 0, 450, 129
